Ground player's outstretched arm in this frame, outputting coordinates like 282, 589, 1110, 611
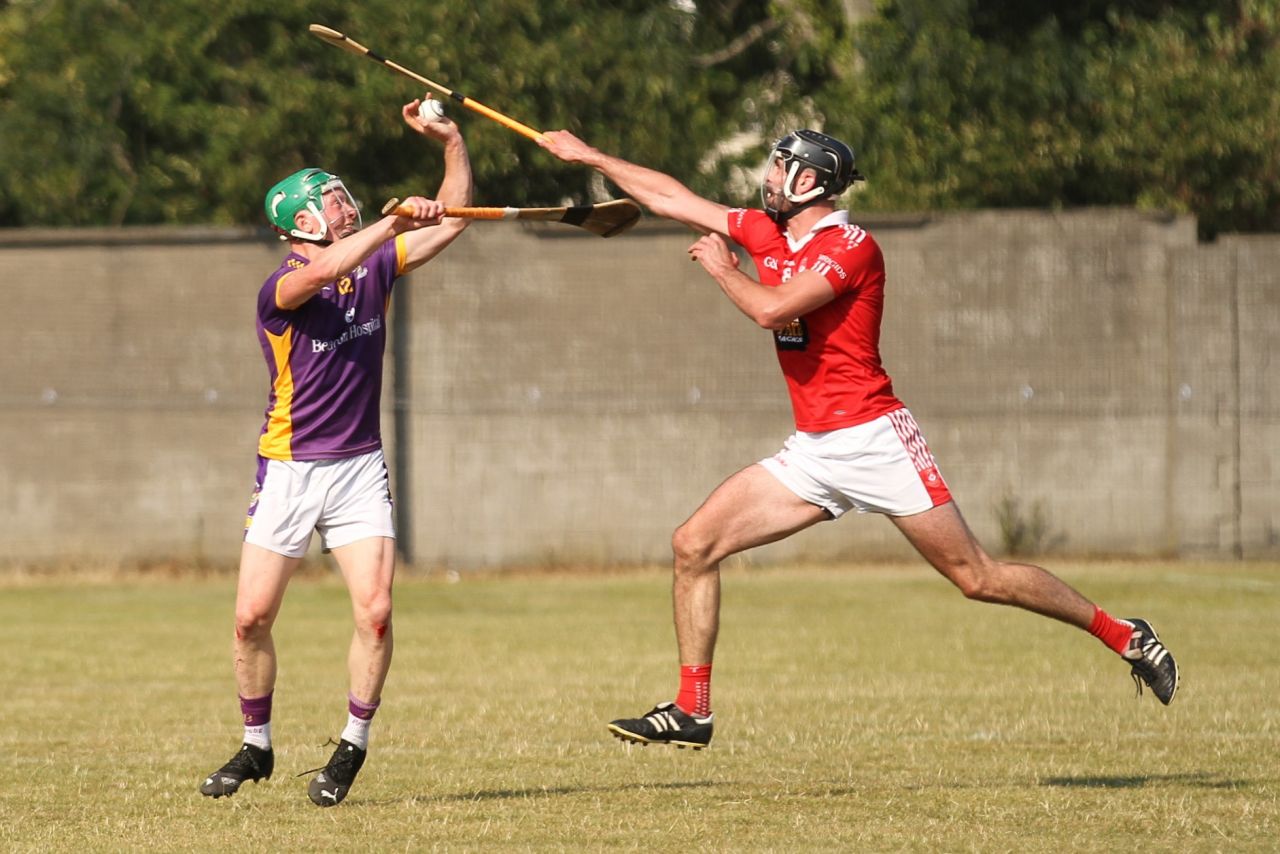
399, 96, 474, 273
276, 205, 444, 310
539, 130, 729, 236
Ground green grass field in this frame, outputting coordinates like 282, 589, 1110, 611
2, 561, 1277, 851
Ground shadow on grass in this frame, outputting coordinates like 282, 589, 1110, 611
1040, 772, 1250, 790
811, 772, 1257, 797
354, 780, 726, 807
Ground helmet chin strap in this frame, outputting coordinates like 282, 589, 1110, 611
766, 161, 829, 223
289, 201, 330, 242
782, 161, 828, 205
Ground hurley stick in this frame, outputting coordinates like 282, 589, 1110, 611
381, 198, 641, 238
309, 24, 545, 142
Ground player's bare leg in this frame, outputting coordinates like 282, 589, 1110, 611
608, 463, 829, 748
234, 543, 301, 696
892, 500, 1178, 703
306, 535, 395, 807
200, 542, 298, 798
332, 535, 397, 704
671, 464, 831, 662
890, 501, 1094, 625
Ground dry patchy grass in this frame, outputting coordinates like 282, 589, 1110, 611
1, 561, 1276, 851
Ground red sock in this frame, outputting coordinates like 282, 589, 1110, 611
675, 664, 712, 717
1088, 606, 1134, 655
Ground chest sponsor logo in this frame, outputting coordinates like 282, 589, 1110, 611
345, 307, 356, 323
762, 256, 779, 271
312, 315, 383, 353
774, 317, 808, 351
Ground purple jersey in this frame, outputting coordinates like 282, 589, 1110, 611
255, 236, 406, 461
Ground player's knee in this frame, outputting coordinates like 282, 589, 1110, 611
234, 605, 274, 640
671, 524, 716, 572
951, 561, 1007, 603
355, 593, 393, 636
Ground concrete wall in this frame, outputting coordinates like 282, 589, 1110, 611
1, 210, 1276, 567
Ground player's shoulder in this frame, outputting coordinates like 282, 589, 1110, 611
260, 254, 303, 293
809, 218, 884, 285
728, 207, 775, 231
817, 217, 880, 256
265, 252, 306, 279
257, 253, 308, 317
727, 208, 785, 250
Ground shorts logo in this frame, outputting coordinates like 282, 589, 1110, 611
244, 485, 261, 533
774, 317, 808, 351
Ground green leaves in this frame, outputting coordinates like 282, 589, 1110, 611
830, 1, 1280, 236
0, 0, 732, 225
1, 1, 1277, 234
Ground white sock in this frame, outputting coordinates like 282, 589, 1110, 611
340, 713, 372, 751
243, 721, 271, 751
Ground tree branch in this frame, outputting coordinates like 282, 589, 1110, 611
694, 18, 783, 68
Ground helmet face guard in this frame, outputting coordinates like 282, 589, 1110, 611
264, 168, 362, 242
761, 129, 864, 223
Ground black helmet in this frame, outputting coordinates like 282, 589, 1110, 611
763, 129, 865, 221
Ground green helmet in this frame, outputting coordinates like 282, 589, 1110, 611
263, 167, 361, 242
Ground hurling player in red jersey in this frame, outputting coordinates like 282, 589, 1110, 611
539, 128, 1178, 748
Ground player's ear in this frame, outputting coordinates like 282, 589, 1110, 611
795, 167, 820, 195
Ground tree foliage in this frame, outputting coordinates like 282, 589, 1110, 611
829, 0, 1280, 236
1, 0, 1277, 235
0, 0, 739, 225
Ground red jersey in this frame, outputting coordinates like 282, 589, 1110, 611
727, 208, 901, 431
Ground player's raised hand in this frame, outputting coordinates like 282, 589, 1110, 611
388, 195, 444, 230
688, 233, 740, 276
402, 95, 460, 143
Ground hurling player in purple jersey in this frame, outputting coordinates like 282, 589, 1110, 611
200, 95, 471, 807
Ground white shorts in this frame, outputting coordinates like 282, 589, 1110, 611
758, 408, 952, 518
243, 449, 396, 558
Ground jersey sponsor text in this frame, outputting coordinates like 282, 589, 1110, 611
312, 316, 383, 353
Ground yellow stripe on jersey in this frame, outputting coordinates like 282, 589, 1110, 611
258, 326, 295, 460
275, 269, 295, 310
394, 233, 408, 275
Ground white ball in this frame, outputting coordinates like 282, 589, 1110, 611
418, 99, 446, 123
